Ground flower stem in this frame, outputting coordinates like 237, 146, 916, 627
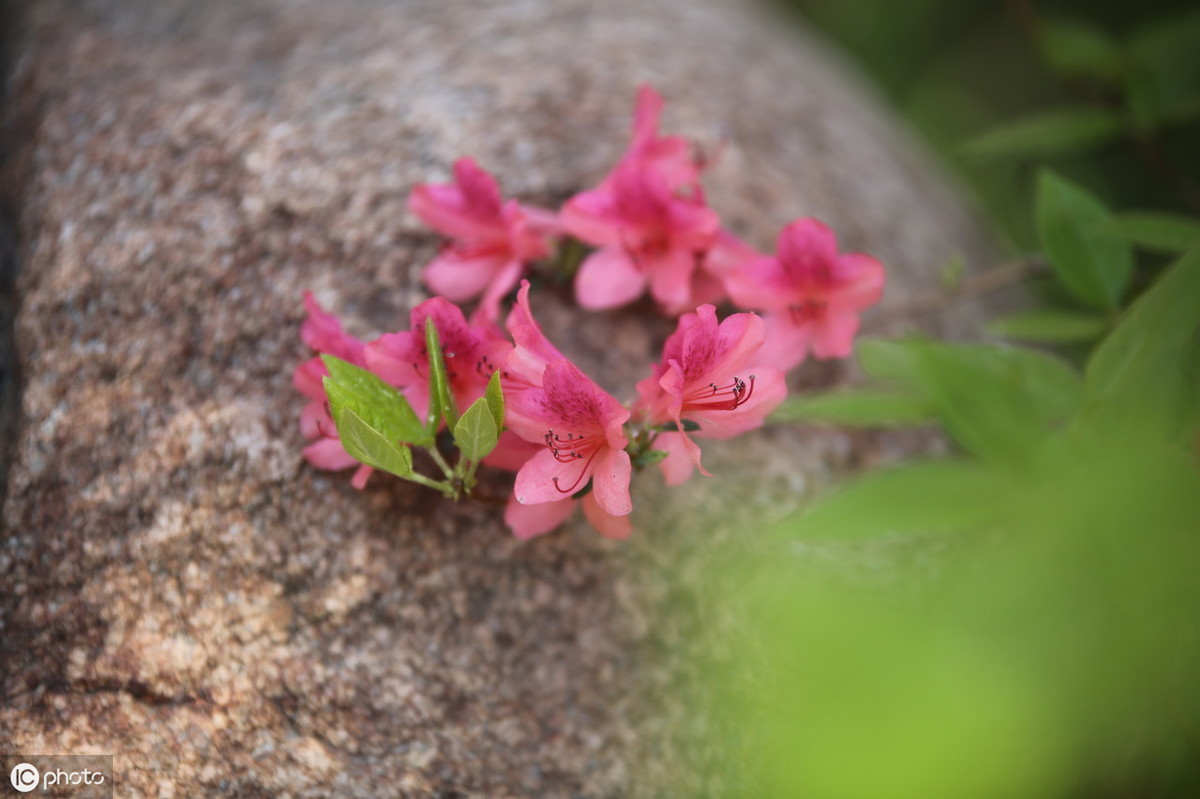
427, 445, 455, 481
863, 258, 1040, 331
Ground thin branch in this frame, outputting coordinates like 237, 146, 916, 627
863, 259, 1041, 332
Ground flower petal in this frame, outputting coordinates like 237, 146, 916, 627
422, 252, 507, 303
590, 447, 633, 517
777, 217, 839, 276
513, 447, 581, 506
724, 255, 796, 311
581, 491, 632, 540
350, 464, 373, 490
754, 312, 814, 372
483, 430, 544, 472
303, 437, 359, 471
292, 357, 328, 401
647, 248, 699, 314
654, 431, 698, 487
560, 190, 622, 247
474, 258, 525, 325
829, 253, 886, 311
363, 332, 421, 387
505, 495, 575, 539
688, 366, 788, 439
575, 247, 648, 310
301, 292, 365, 364
810, 310, 861, 360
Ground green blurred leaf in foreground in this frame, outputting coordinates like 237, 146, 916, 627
1104, 212, 1200, 254
714, 253, 1200, 799
1036, 169, 1134, 310
961, 107, 1123, 160
771, 388, 935, 427
987, 308, 1110, 343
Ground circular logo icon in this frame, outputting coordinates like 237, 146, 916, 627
9, 763, 40, 793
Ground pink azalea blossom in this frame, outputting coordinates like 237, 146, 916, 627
563, 159, 721, 313
504, 490, 632, 541
724, 217, 885, 369
499, 283, 634, 539
363, 296, 511, 420
292, 292, 374, 489
609, 84, 703, 194
409, 157, 558, 323
502, 281, 569, 393
635, 304, 787, 485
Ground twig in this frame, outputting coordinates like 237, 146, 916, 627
863, 259, 1041, 332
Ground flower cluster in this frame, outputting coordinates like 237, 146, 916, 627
294, 85, 885, 539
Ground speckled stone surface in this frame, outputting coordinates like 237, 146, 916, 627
0, 0, 992, 796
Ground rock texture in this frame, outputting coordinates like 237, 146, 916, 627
0, 0, 992, 796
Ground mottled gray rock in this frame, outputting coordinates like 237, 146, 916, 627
0, 0, 992, 796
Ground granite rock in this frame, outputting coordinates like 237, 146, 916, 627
1, 0, 992, 795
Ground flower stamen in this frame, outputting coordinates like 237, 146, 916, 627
681, 375, 756, 412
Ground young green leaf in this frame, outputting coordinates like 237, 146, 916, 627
659, 419, 702, 433
1037, 17, 1124, 81
987, 309, 1110, 343
321, 355, 428, 445
771, 389, 936, 427
1079, 249, 1200, 439
857, 339, 1082, 466
424, 317, 459, 432
634, 449, 670, 469
1035, 170, 1134, 310
484, 370, 505, 435
331, 406, 414, 479
454, 397, 499, 461
1103, 212, 1200, 254
961, 108, 1123, 160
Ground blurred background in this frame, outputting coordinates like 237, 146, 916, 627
775, 0, 1200, 248
699, 2, 1200, 798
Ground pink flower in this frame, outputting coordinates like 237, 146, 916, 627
499, 283, 634, 539
364, 296, 512, 420
409, 157, 558, 323
724, 218, 885, 369
502, 281, 570, 393
563, 159, 721, 313
504, 491, 632, 541
611, 84, 703, 194
635, 305, 787, 485
292, 292, 374, 489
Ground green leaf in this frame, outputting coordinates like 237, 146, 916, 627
1103, 212, 1200, 254
1038, 17, 1124, 81
453, 397, 499, 461
1126, 8, 1200, 128
772, 389, 936, 427
424, 318, 459, 432
1035, 170, 1134, 310
484, 370, 505, 435
987, 309, 1110, 343
634, 449, 670, 469
961, 108, 1123, 160
858, 339, 1082, 466
331, 406, 414, 479
783, 460, 1012, 541
1079, 250, 1200, 440
321, 355, 428, 445
661, 419, 702, 433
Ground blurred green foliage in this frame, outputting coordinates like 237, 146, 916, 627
773, 0, 1200, 250
725, 249, 1200, 799
705, 4, 1200, 796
